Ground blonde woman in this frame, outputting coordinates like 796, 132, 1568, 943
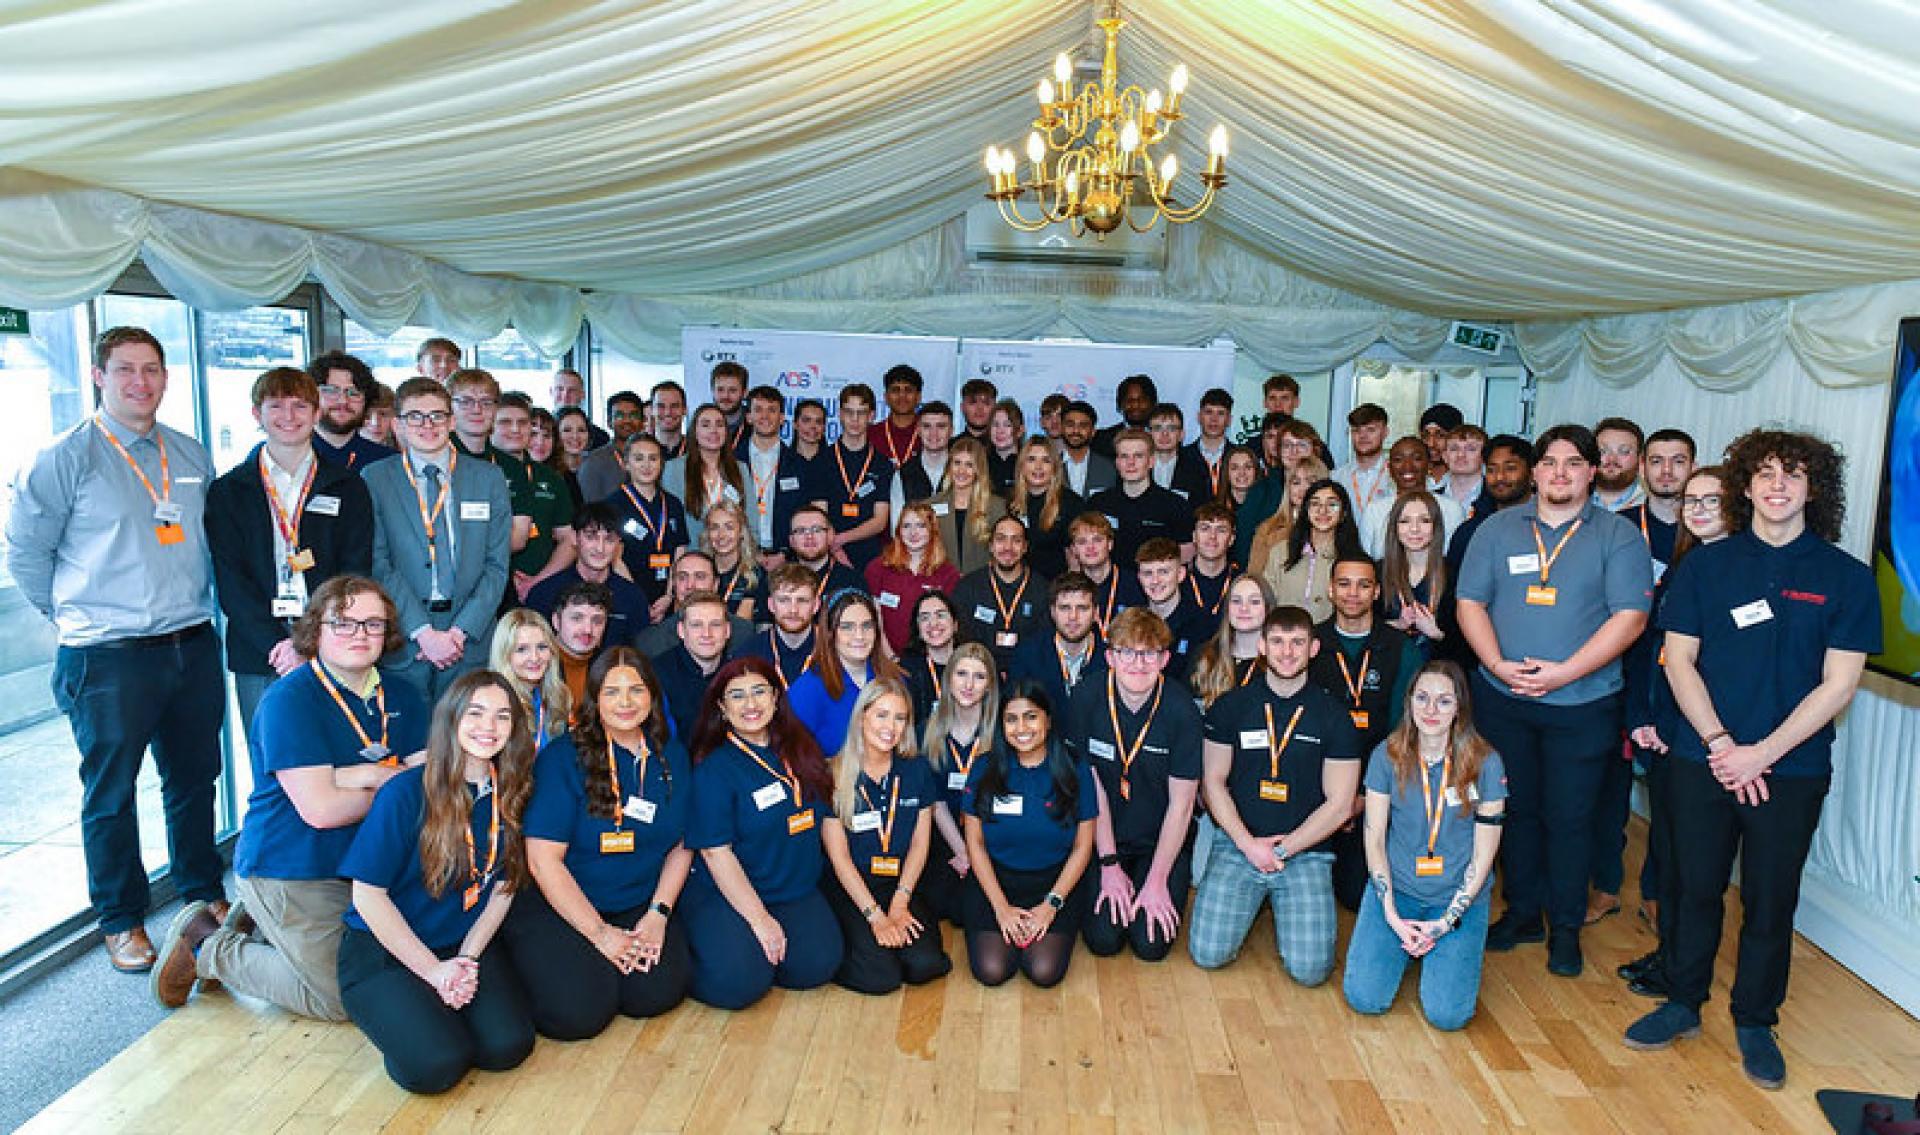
1006, 435, 1082, 579
921, 642, 1001, 922
699, 497, 762, 624
820, 678, 952, 994
1246, 456, 1330, 585
1189, 575, 1277, 710
489, 608, 572, 742
931, 437, 1000, 577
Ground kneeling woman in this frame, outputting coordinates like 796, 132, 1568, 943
683, 657, 844, 1009
1342, 661, 1506, 1031
338, 671, 537, 1094
961, 679, 1097, 988
821, 679, 952, 994
506, 647, 693, 1039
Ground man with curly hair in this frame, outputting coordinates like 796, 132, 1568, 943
1623, 428, 1880, 1091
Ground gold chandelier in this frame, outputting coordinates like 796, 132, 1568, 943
983, 3, 1229, 238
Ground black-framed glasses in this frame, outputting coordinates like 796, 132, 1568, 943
327, 617, 390, 638
398, 410, 452, 427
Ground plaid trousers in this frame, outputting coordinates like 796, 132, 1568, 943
1187, 824, 1337, 986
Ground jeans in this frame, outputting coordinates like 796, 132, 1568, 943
1343, 889, 1491, 1032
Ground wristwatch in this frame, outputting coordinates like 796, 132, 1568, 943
1098, 853, 1120, 868
1045, 891, 1066, 911
651, 900, 673, 918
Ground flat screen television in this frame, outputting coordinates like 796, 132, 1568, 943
1869, 317, 1920, 683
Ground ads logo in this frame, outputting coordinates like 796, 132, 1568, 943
775, 365, 819, 389
1054, 382, 1090, 400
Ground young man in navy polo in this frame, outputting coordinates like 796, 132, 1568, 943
1624, 429, 1878, 1090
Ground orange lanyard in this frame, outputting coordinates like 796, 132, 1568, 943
947, 732, 985, 781
259, 449, 317, 558
1335, 649, 1372, 709
1349, 464, 1385, 510
1237, 656, 1261, 686
749, 465, 773, 516
464, 785, 500, 889
1057, 636, 1092, 687
1263, 702, 1304, 780
720, 564, 745, 603
1106, 674, 1163, 796
620, 485, 668, 551
606, 737, 652, 831
94, 416, 172, 508
730, 732, 800, 806
1418, 749, 1453, 857
1530, 518, 1583, 585
1092, 570, 1120, 630
857, 771, 902, 852
834, 442, 875, 505
400, 452, 455, 551
310, 660, 388, 757
1202, 446, 1223, 496
925, 655, 944, 701
1188, 566, 1232, 615
768, 630, 813, 689
988, 569, 1030, 629
881, 422, 918, 466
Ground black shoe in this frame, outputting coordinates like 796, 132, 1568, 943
1547, 929, 1583, 978
1485, 913, 1545, 952
1617, 948, 1661, 981
1735, 1026, 1786, 1090
1627, 962, 1669, 999
1624, 1002, 1701, 1050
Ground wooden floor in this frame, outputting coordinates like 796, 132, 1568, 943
23, 836, 1920, 1134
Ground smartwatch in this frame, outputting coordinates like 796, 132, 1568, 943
651, 900, 673, 918
1045, 891, 1066, 911
1098, 853, 1120, 868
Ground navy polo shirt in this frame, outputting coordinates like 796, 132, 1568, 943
1456, 499, 1654, 706
236, 664, 430, 881
1658, 529, 1880, 777
738, 627, 817, 691
605, 485, 690, 604
962, 752, 1098, 872
1203, 679, 1360, 845
342, 769, 503, 951
1064, 674, 1203, 857
313, 431, 394, 473
522, 734, 693, 913
526, 566, 652, 647
1009, 632, 1110, 716
838, 758, 938, 884
821, 441, 896, 566
686, 739, 830, 904
932, 730, 990, 815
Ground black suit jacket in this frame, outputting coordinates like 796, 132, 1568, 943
205, 444, 375, 675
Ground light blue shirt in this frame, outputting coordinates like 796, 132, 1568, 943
6, 413, 215, 645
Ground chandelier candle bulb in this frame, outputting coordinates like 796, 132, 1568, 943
1054, 53, 1073, 88
1038, 79, 1054, 107
1168, 63, 1189, 115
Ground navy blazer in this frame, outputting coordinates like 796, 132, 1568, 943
205, 445, 375, 675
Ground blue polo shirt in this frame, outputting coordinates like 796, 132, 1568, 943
1456, 499, 1654, 706
787, 664, 871, 757
235, 664, 430, 881
342, 768, 503, 951
838, 758, 938, 885
961, 752, 1098, 872
523, 734, 693, 913
686, 739, 831, 905
527, 566, 652, 647
1658, 529, 1880, 778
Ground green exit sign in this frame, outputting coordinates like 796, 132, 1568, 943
1449, 321, 1505, 355
0, 307, 26, 336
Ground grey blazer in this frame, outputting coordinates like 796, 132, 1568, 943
365, 451, 513, 645
578, 443, 627, 506
1062, 452, 1118, 497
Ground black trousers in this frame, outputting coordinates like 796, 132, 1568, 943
1643, 751, 1680, 950
53, 626, 226, 933
823, 873, 952, 995
1665, 758, 1828, 1028
1471, 676, 1620, 933
1589, 739, 1634, 895
338, 928, 534, 1095
918, 843, 968, 925
500, 888, 690, 1040
1082, 847, 1192, 961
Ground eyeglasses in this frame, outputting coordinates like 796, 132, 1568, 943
326, 617, 389, 637
1111, 648, 1164, 666
724, 684, 775, 705
318, 385, 365, 401
452, 396, 498, 411
1682, 495, 1723, 511
397, 410, 452, 427
790, 525, 830, 537
1598, 445, 1638, 458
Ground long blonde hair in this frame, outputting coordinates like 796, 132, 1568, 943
699, 497, 761, 595
1190, 575, 1276, 708
832, 677, 919, 820
923, 642, 1001, 770
1006, 435, 1066, 531
945, 436, 1000, 546
488, 609, 572, 739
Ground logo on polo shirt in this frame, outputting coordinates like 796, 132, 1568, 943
1782, 589, 1827, 605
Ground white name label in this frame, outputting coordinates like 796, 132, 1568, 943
624, 796, 657, 824
1087, 738, 1116, 760
460, 501, 490, 521
1731, 598, 1774, 629
752, 782, 788, 810
876, 591, 900, 609
1239, 730, 1269, 750
948, 771, 969, 791
1507, 553, 1541, 576
992, 794, 1024, 816
973, 605, 997, 623
849, 811, 882, 833
306, 495, 341, 516
778, 476, 800, 491
931, 502, 950, 515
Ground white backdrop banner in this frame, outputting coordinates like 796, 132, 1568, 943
681, 327, 959, 437
955, 339, 1238, 442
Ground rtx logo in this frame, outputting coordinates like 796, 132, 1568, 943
700, 349, 740, 363
978, 362, 1015, 376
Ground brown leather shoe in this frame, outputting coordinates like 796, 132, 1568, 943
105, 926, 157, 973
206, 899, 232, 927
220, 898, 255, 938
151, 902, 220, 1008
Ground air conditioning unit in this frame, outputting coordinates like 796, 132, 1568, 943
963, 202, 1168, 271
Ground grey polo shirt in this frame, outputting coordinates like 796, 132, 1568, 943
1456, 498, 1653, 706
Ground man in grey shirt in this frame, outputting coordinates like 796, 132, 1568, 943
5, 326, 230, 973
1455, 423, 1652, 980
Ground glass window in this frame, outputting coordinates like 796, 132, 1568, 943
201, 307, 310, 473
475, 327, 559, 406
343, 321, 450, 386
589, 333, 679, 415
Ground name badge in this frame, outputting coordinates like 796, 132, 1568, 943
876, 591, 900, 609
787, 810, 816, 836
306, 495, 341, 516
1414, 855, 1445, 877
996, 632, 1018, 648
840, 503, 861, 518
463, 883, 482, 911
870, 855, 901, 877
1239, 730, 1269, 750
1652, 560, 1668, 586
1507, 553, 1541, 575
359, 742, 390, 763
1258, 780, 1289, 802
271, 597, 303, 618
624, 795, 657, 824
1731, 598, 1774, 629
931, 502, 950, 515
155, 524, 186, 545
1350, 710, 1370, 730
600, 829, 636, 855
286, 548, 315, 572
849, 810, 882, 833
778, 476, 800, 491
460, 500, 490, 521
992, 794, 1023, 816
947, 771, 969, 791
153, 501, 185, 525
856, 480, 875, 499
1087, 738, 1116, 760
1525, 585, 1557, 607
648, 553, 672, 571
973, 604, 997, 623
1443, 786, 1463, 807
752, 782, 788, 810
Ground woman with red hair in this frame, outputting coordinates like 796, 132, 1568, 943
864, 501, 961, 652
